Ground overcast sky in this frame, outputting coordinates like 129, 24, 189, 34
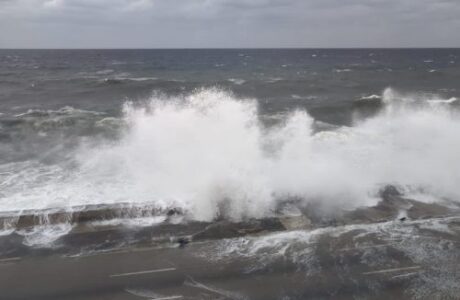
0, 0, 459, 48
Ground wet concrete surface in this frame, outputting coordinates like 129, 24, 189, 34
1, 188, 460, 299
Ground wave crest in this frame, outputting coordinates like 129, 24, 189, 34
1, 88, 460, 222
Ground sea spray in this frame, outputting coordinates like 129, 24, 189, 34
0, 88, 459, 222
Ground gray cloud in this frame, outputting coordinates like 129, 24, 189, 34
0, 0, 459, 48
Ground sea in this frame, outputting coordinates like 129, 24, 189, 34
0, 48, 459, 222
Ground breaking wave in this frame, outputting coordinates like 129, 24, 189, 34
0, 87, 459, 221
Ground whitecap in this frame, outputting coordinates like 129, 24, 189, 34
334, 68, 352, 73
2, 88, 460, 222
427, 97, 457, 104
227, 78, 246, 85
103, 76, 158, 82
359, 94, 382, 101
291, 94, 318, 100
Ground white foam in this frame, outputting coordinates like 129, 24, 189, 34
291, 94, 318, 100
206, 229, 318, 273
103, 76, 158, 82
0, 228, 15, 237
334, 68, 352, 73
359, 94, 381, 100
90, 216, 167, 228
1, 88, 460, 221
14, 106, 104, 117
123, 77, 158, 81
427, 97, 457, 104
418, 219, 454, 234
17, 223, 73, 247
227, 78, 246, 85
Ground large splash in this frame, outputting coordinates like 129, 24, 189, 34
0, 88, 459, 221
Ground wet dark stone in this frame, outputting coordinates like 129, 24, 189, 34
177, 237, 190, 248
380, 185, 403, 200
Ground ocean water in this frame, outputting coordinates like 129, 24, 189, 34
0, 49, 459, 221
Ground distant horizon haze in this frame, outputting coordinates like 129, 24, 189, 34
1, 0, 459, 48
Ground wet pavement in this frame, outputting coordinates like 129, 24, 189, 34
1, 187, 460, 300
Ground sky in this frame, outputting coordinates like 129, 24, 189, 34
0, 0, 459, 48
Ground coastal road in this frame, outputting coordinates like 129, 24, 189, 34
2, 215, 460, 300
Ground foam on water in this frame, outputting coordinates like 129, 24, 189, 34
89, 216, 167, 228
359, 94, 382, 100
227, 78, 246, 85
16, 223, 73, 247
199, 215, 460, 292
0, 87, 459, 222
209, 230, 319, 274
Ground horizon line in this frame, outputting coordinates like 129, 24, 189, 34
1, 47, 460, 50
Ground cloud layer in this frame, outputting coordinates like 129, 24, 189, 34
0, 0, 459, 48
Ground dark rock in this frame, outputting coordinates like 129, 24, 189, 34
177, 237, 190, 248
380, 185, 403, 200
167, 208, 183, 217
